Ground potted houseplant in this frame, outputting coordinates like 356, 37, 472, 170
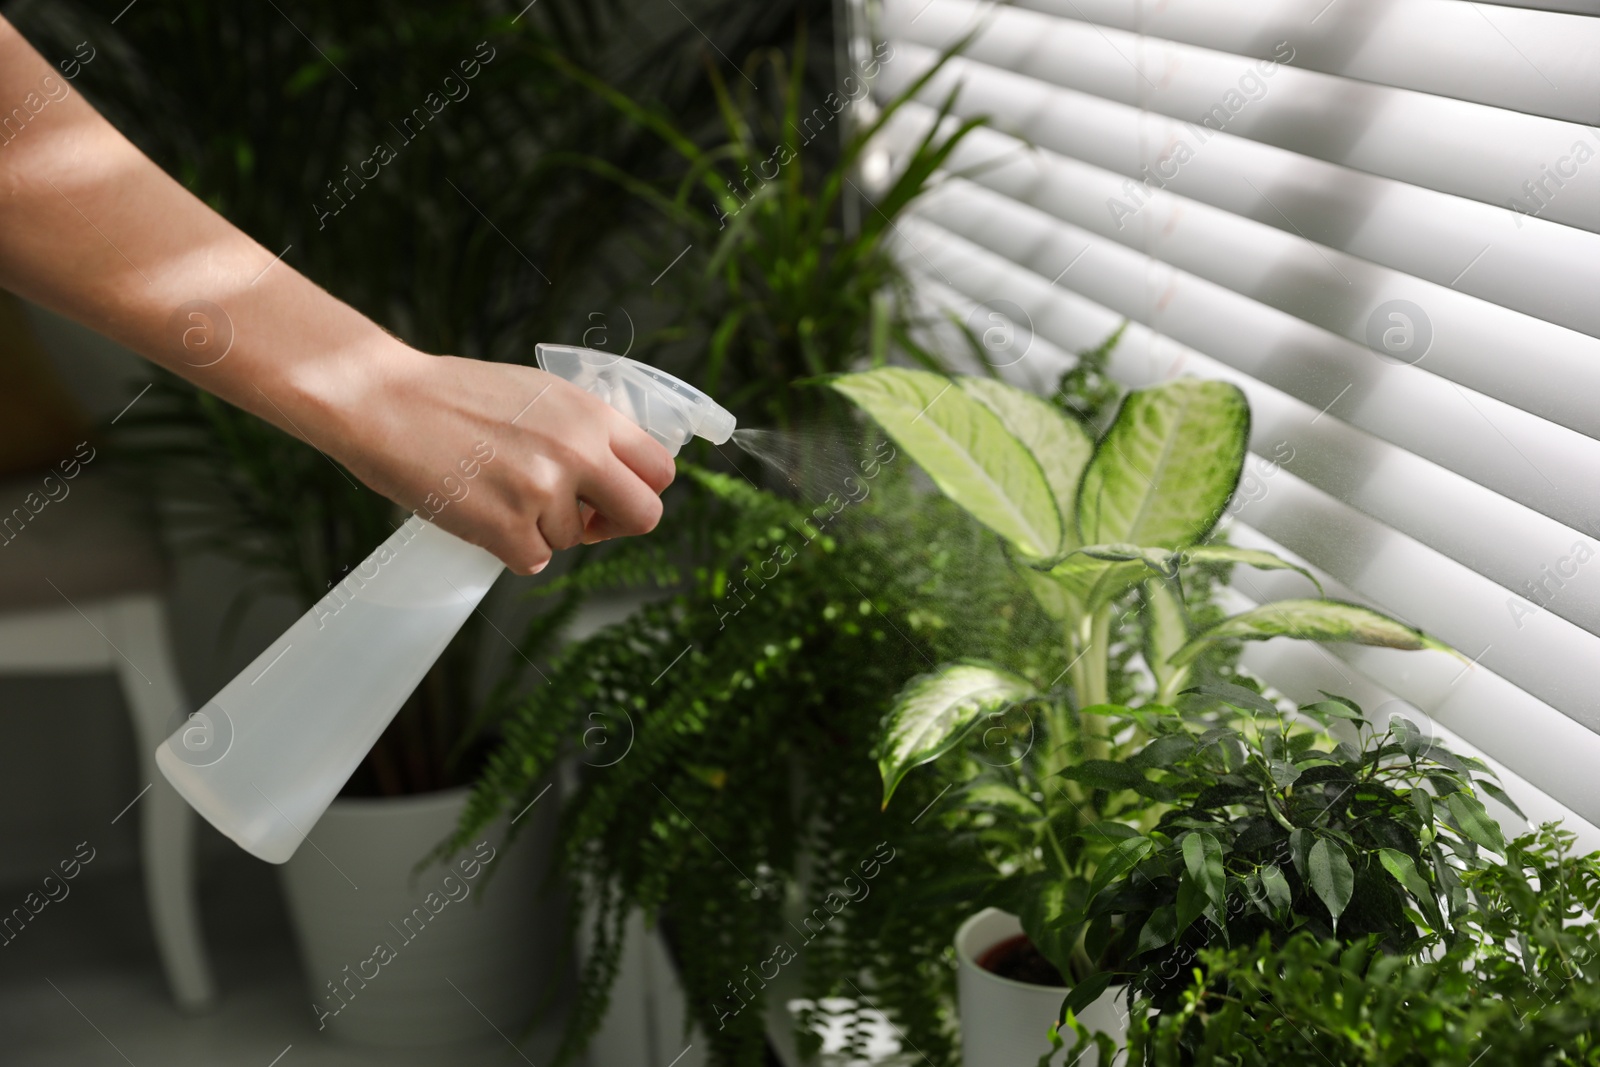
451, 461, 1055, 1066
1059, 690, 1512, 1014
827, 365, 1465, 1063
1122, 825, 1600, 1063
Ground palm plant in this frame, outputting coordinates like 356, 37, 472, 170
542, 27, 987, 430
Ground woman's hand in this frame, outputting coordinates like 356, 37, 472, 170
0, 19, 675, 575
318, 344, 676, 575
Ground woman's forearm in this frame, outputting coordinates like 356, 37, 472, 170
0, 18, 674, 572
0, 17, 394, 450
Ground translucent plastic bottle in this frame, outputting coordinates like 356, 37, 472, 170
155, 345, 735, 863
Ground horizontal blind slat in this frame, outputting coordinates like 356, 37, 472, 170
877, 75, 1600, 340
883, 6, 1600, 232
886, 101, 1600, 423
1000, 0, 1600, 125
890, 201, 1600, 539
1226, 468, 1600, 731
901, 260, 1600, 643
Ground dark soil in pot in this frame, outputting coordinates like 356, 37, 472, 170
977, 933, 1066, 987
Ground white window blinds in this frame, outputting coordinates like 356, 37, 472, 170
858, 0, 1600, 835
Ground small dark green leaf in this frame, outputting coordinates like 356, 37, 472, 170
1182, 831, 1227, 917
1060, 970, 1115, 1021
1183, 682, 1279, 716
1307, 839, 1355, 925
1475, 778, 1527, 820
1409, 787, 1434, 826
1415, 743, 1467, 772
1128, 734, 1195, 769
1377, 848, 1434, 906
1242, 871, 1268, 917
1087, 836, 1155, 901
1261, 863, 1292, 912
1312, 694, 1363, 716
1268, 760, 1302, 788
1427, 773, 1466, 797
1060, 760, 1174, 800
1176, 875, 1207, 934
1445, 791, 1506, 853
1392, 716, 1425, 757
1136, 905, 1179, 953
1305, 697, 1369, 729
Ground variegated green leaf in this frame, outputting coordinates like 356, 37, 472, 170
877, 663, 1038, 807
1077, 380, 1249, 549
1022, 567, 1083, 625
1044, 553, 1150, 615
961, 780, 1044, 817
832, 368, 1062, 556
956, 376, 1093, 551
1142, 579, 1190, 702
1177, 545, 1323, 594
1169, 599, 1458, 667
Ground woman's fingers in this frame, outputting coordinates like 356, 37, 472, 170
607, 417, 677, 494
537, 493, 586, 553
575, 452, 666, 539
503, 524, 554, 577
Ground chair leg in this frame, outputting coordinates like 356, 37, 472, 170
108, 596, 216, 1010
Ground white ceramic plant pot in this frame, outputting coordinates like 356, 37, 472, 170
955, 908, 1127, 1067
279, 783, 561, 1045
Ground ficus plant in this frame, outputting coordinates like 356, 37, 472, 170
826, 367, 1464, 986
1119, 826, 1600, 1064
1056, 687, 1516, 1016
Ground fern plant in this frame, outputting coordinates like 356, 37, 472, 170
452, 457, 1061, 1065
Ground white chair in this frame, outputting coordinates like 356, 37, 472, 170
0, 470, 214, 1008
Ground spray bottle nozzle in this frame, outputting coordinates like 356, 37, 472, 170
535, 344, 736, 455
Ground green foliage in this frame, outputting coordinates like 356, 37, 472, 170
1075, 380, 1248, 552
547, 28, 985, 431
11, 0, 834, 362
454, 460, 1058, 1065
1172, 598, 1462, 668
835, 367, 1452, 804
1123, 829, 1600, 1064
1062, 693, 1507, 1014
831, 368, 1063, 557
1051, 322, 1127, 434
14, 0, 845, 794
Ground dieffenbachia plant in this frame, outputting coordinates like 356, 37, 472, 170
828, 368, 1458, 806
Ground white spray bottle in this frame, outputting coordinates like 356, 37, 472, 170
155, 344, 736, 863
